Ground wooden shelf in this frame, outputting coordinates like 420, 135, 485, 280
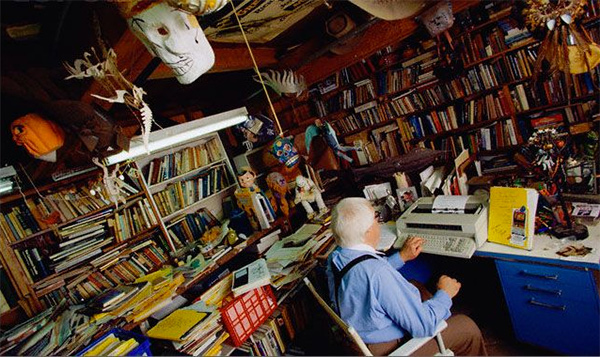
9, 192, 145, 247
464, 39, 539, 69
515, 94, 598, 117
148, 159, 227, 193
459, 7, 514, 35
409, 115, 513, 144
162, 184, 237, 222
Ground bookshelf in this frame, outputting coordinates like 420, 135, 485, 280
133, 132, 238, 255
279, 0, 599, 169
0, 170, 169, 316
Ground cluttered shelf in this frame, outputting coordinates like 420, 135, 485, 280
162, 183, 237, 222
148, 158, 228, 194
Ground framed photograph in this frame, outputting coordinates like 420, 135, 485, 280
396, 186, 418, 211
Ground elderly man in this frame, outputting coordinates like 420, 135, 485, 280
326, 197, 487, 356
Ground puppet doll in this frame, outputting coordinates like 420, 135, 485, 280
266, 172, 292, 217
294, 175, 327, 219
305, 119, 360, 163
234, 167, 274, 231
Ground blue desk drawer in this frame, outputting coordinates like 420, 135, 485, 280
496, 260, 600, 356
496, 260, 594, 290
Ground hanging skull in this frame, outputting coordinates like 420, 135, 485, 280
349, 0, 426, 20
118, 1, 215, 85
420, 0, 455, 37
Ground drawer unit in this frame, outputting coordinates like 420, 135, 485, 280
496, 260, 600, 356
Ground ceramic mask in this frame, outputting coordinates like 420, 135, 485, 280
270, 136, 299, 169
128, 2, 215, 84
421, 0, 454, 37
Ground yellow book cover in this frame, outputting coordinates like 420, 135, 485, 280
488, 186, 538, 250
109, 338, 139, 356
84, 335, 118, 356
147, 309, 207, 341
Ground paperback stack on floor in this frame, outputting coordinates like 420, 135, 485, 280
147, 300, 228, 356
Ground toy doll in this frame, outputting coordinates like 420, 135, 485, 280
234, 167, 274, 231
266, 172, 291, 217
304, 118, 360, 163
294, 175, 327, 219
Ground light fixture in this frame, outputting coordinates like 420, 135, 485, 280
0, 166, 17, 196
104, 107, 248, 165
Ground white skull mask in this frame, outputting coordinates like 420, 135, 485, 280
128, 2, 215, 84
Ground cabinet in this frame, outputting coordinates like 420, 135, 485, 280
495, 259, 600, 355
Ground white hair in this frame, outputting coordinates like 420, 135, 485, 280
331, 197, 375, 248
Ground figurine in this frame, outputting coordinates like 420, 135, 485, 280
234, 167, 274, 231
266, 135, 302, 184
305, 119, 360, 163
266, 172, 292, 217
294, 175, 327, 219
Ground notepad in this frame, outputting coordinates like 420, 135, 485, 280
146, 309, 207, 341
488, 187, 538, 250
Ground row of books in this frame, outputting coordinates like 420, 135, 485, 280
166, 210, 219, 250
375, 57, 437, 95
330, 105, 384, 135
0, 175, 138, 242
73, 242, 168, 302
503, 45, 537, 81
144, 137, 222, 185
109, 197, 158, 242
313, 80, 376, 117
479, 119, 521, 151
153, 165, 231, 217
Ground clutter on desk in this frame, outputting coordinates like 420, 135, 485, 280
556, 243, 593, 257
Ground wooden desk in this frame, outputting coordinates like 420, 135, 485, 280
475, 222, 600, 355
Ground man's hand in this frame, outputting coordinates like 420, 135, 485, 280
437, 275, 461, 298
400, 236, 424, 262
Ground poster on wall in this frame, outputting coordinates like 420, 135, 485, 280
203, 0, 321, 43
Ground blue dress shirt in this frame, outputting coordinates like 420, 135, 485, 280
326, 245, 452, 344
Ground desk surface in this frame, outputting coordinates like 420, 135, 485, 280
476, 221, 600, 269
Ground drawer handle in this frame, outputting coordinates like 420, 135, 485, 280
528, 298, 566, 311
524, 284, 562, 296
520, 270, 558, 280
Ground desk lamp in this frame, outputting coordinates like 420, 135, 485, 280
527, 128, 588, 239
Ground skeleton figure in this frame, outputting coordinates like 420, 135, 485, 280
92, 157, 126, 208
254, 70, 307, 97
294, 175, 327, 219
64, 48, 154, 154
120, 1, 215, 85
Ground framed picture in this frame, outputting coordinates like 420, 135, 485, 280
396, 186, 418, 211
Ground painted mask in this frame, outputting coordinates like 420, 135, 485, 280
270, 136, 299, 169
122, 1, 215, 85
421, 0, 454, 37
11, 113, 65, 162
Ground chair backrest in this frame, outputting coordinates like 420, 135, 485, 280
303, 277, 373, 356
303, 277, 453, 356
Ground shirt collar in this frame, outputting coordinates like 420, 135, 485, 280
346, 243, 385, 255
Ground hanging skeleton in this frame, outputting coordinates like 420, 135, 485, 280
64, 47, 154, 154
254, 70, 307, 98
91, 157, 126, 208
524, 0, 600, 99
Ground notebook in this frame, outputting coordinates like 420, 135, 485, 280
488, 186, 539, 250
146, 309, 208, 341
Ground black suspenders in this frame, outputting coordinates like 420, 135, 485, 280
331, 254, 377, 311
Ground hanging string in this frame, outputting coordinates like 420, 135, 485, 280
228, 0, 284, 137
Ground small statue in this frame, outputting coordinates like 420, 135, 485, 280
234, 166, 274, 231
266, 172, 292, 217
294, 175, 327, 219
305, 118, 360, 163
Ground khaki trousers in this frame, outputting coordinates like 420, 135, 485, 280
366, 281, 487, 356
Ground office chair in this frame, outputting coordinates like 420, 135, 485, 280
303, 277, 453, 356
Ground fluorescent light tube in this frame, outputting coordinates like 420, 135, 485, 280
104, 107, 248, 165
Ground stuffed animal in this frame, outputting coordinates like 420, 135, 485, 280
294, 175, 327, 219
266, 172, 291, 217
